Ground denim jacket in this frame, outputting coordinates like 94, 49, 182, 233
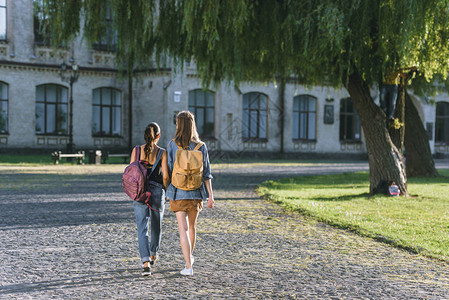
165, 140, 213, 201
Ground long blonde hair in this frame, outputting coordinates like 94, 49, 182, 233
174, 110, 201, 149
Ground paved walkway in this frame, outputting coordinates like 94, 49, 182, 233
0, 160, 448, 299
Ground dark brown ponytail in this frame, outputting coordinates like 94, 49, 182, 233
144, 122, 160, 159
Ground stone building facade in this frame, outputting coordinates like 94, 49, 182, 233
1, 0, 448, 158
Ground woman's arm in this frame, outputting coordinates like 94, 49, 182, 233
204, 179, 214, 208
166, 141, 172, 173
200, 143, 214, 208
162, 151, 170, 190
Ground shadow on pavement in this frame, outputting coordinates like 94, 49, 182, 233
0, 173, 123, 196
0, 269, 136, 296
0, 200, 131, 230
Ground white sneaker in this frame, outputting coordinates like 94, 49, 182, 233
142, 265, 151, 276
180, 267, 193, 276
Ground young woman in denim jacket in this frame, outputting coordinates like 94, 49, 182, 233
166, 111, 215, 276
130, 122, 169, 276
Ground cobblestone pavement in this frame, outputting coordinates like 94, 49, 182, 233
1, 160, 449, 299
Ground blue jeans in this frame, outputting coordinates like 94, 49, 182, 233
133, 181, 165, 264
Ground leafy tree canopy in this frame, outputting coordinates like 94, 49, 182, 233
41, 0, 449, 88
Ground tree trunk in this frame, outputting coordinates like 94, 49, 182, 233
404, 92, 439, 177
344, 71, 408, 196
387, 77, 407, 185
388, 78, 406, 151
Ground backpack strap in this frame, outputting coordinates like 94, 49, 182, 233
172, 139, 203, 151
147, 148, 164, 178
145, 148, 165, 212
193, 142, 204, 151
134, 145, 141, 163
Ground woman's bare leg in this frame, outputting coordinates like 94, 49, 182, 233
175, 211, 192, 269
187, 209, 200, 255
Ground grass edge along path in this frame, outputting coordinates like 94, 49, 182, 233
257, 170, 449, 262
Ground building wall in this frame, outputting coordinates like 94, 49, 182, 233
131, 72, 172, 147
0, 0, 134, 150
0, 0, 448, 157
157, 72, 367, 155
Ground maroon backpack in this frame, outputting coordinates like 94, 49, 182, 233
122, 146, 151, 203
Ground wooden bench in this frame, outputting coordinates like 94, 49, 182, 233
51, 151, 85, 165
101, 152, 129, 164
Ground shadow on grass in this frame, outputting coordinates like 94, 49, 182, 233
408, 175, 449, 184
308, 192, 371, 202
262, 173, 370, 189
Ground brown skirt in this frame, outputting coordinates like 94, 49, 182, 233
170, 199, 203, 227
170, 199, 203, 213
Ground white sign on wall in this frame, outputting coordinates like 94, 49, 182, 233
174, 91, 181, 103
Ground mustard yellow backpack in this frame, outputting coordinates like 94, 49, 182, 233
172, 140, 204, 190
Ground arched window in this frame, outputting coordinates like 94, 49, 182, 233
242, 92, 268, 140
92, 87, 121, 136
0, 0, 6, 41
436, 102, 449, 144
339, 97, 361, 141
188, 89, 215, 138
293, 95, 317, 140
35, 84, 68, 135
0, 81, 8, 133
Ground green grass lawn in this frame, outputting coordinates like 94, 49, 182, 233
258, 170, 449, 261
0, 154, 54, 165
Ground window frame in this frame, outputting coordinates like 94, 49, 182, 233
33, 0, 51, 46
92, 3, 117, 52
435, 101, 449, 145
92, 87, 122, 137
188, 89, 216, 139
35, 84, 68, 135
292, 94, 317, 141
0, 81, 8, 134
339, 97, 361, 142
0, 0, 7, 41
242, 92, 269, 141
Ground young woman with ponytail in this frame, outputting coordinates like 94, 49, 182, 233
130, 122, 169, 276
166, 111, 215, 276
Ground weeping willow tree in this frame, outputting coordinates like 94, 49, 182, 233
41, 0, 449, 195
